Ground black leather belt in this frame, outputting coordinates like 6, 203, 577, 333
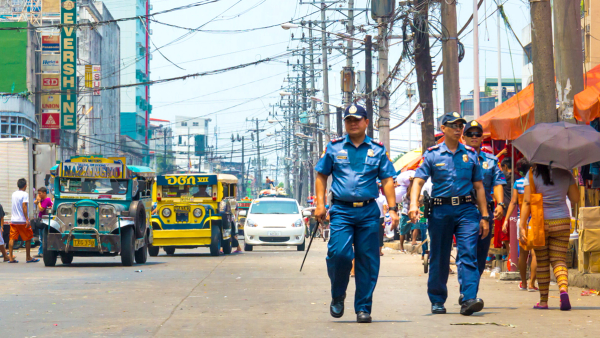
431, 195, 473, 206
332, 199, 375, 208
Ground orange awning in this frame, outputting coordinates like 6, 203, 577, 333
574, 64, 600, 123
476, 83, 535, 140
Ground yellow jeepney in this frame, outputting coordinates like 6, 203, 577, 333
150, 173, 237, 256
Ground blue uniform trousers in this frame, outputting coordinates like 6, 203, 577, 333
327, 202, 380, 314
427, 203, 480, 304
458, 206, 494, 296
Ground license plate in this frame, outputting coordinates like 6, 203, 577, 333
267, 231, 281, 236
175, 206, 190, 213
73, 239, 95, 247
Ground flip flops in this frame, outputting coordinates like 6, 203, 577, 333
560, 292, 571, 311
8, 260, 18, 263
26, 258, 39, 263
533, 303, 548, 309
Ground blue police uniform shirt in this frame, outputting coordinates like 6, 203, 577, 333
478, 151, 506, 202
414, 142, 483, 198
315, 135, 396, 202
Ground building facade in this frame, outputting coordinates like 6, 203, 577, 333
173, 116, 210, 173
149, 117, 174, 174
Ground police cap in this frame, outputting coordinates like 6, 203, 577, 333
463, 120, 483, 134
344, 104, 368, 120
440, 111, 467, 126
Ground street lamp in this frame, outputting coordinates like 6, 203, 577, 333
310, 96, 344, 109
279, 91, 293, 96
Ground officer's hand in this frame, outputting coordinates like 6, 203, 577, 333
479, 218, 489, 239
408, 206, 419, 224
493, 205, 504, 220
315, 205, 327, 223
389, 210, 400, 230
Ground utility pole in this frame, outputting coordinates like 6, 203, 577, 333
336, 107, 343, 137
473, 0, 480, 118
553, 0, 583, 122
163, 129, 167, 174
301, 48, 309, 204
377, 17, 391, 150
530, 0, 556, 123
365, 35, 374, 137
320, 2, 331, 143
414, 0, 436, 150
343, 0, 355, 106
241, 136, 245, 197
497, 8, 502, 107
441, 0, 460, 114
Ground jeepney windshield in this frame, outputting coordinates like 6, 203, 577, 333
161, 185, 213, 198
59, 178, 128, 195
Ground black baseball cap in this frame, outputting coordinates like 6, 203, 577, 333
463, 120, 483, 134
344, 104, 368, 120
440, 111, 467, 125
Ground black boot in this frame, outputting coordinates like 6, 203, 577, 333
330, 293, 345, 318
431, 303, 446, 314
357, 311, 372, 323
460, 298, 484, 316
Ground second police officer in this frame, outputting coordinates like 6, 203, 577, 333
408, 112, 490, 316
459, 120, 506, 305
315, 104, 399, 324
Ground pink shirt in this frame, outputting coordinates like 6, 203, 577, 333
38, 197, 53, 218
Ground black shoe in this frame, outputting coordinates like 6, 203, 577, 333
330, 294, 345, 318
458, 294, 465, 305
460, 298, 484, 316
357, 311, 372, 323
431, 303, 446, 314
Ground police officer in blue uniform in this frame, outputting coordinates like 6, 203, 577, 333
459, 121, 506, 304
315, 104, 399, 323
408, 112, 490, 316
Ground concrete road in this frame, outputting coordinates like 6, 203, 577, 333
1, 241, 599, 337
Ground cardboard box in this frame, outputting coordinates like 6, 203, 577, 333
579, 206, 600, 230
590, 252, 600, 273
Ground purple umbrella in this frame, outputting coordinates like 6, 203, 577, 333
513, 122, 600, 170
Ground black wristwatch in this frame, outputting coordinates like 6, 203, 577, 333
497, 202, 506, 208
388, 206, 398, 212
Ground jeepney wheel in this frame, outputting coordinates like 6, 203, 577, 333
148, 245, 160, 257
164, 247, 176, 255
121, 226, 135, 266
60, 252, 74, 265
244, 242, 253, 252
209, 225, 221, 256
135, 241, 148, 264
222, 232, 232, 255
42, 231, 58, 267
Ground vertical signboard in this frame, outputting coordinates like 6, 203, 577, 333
92, 65, 101, 95
60, 0, 77, 130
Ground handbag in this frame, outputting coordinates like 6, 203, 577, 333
525, 168, 545, 248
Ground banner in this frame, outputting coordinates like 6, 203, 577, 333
92, 65, 101, 95
41, 74, 60, 91
85, 64, 92, 88
41, 34, 59, 52
61, 0, 77, 130
41, 54, 60, 73
42, 94, 60, 110
42, 112, 60, 129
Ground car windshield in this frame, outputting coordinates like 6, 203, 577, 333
161, 185, 213, 198
59, 178, 128, 195
250, 201, 299, 214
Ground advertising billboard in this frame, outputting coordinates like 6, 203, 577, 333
41, 54, 60, 73
42, 94, 60, 110
41, 74, 60, 90
61, 0, 77, 130
41, 34, 60, 52
42, 112, 60, 129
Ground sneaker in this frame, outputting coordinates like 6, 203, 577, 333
519, 282, 528, 291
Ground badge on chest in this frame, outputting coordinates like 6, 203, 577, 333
482, 161, 489, 169
463, 154, 468, 163
367, 149, 375, 157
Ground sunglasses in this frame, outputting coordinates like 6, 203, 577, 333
444, 123, 464, 130
465, 131, 483, 138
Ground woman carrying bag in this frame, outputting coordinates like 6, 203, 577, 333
519, 164, 579, 310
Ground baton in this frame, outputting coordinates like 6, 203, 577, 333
300, 220, 322, 272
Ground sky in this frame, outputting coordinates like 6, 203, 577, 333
145, 0, 531, 180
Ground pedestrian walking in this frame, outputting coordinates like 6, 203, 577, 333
34, 187, 53, 257
8, 178, 38, 263
315, 104, 399, 323
375, 188, 388, 256
400, 177, 419, 253
503, 159, 538, 291
409, 112, 490, 316
460, 121, 506, 304
519, 164, 579, 310
0, 203, 8, 261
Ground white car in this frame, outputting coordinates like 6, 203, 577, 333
243, 197, 306, 251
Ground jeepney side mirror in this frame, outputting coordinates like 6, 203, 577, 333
302, 210, 311, 217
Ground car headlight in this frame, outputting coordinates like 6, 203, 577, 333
193, 208, 202, 218
162, 208, 172, 218
246, 219, 257, 227
292, 219, 303, 227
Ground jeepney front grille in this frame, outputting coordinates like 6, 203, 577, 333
98, 205, 118, 232
76, 206, 97, 228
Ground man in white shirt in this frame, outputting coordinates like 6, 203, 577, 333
8, 178, 37, 263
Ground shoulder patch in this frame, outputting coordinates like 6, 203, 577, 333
371, 139, 384, 147
427, 145, 440, 151
464, 145, 476, 152
331, 137, 344, 144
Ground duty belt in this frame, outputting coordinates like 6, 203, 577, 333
431, 195, 473, 206
332, 198, 375, 208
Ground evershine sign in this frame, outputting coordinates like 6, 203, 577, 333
61, 0, 77, 130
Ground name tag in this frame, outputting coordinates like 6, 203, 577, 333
337, 156, 348, 160
435, 163, 446, 167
